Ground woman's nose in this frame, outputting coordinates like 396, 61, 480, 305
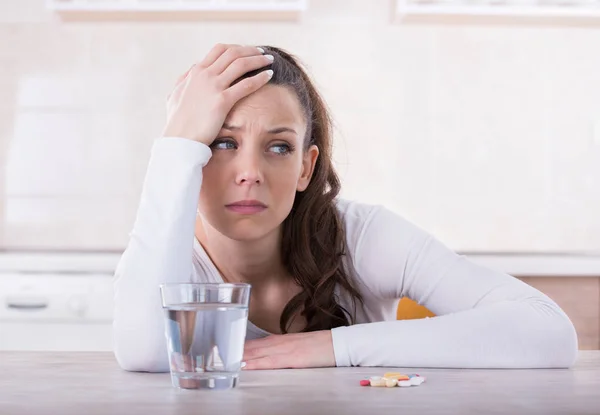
234, 150, 263, 186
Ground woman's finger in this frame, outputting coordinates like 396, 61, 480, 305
166, 77, 189, 102
166, 64, 195, 102
209, 45, 265, 75
243, 344, 275, 361
219, 54, 274, 88
223, 69, 273, 107
198, 43, 235, 68
243, 355, 288, 370
176, 64, 195, 84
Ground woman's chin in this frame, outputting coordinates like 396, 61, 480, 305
219, 222, 277, 242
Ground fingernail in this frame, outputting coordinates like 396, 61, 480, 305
265, 54, 274, 61
257, 47, 265, 54
266, 69, 274, 78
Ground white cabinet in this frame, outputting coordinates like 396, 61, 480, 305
46, 0, 308, 20
396, 0, 600, 19
0, 251, 119, 351
0, 273, 115, 351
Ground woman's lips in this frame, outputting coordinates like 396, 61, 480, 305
225, 200, 267, 215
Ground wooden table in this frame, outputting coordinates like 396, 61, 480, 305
1, 351, 599, 414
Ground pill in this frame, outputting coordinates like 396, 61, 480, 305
383, 372, 410, 381
359, 379, 370, 387
398, 380, 413, 387
384, 378, 398, 388
370, 377, 387, 387
408, 374, 420, 378
410, 376, 426, 386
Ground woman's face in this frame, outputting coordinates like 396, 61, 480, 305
198, 84, 319, 241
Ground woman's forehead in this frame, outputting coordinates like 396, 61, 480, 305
226, 85, 306, 131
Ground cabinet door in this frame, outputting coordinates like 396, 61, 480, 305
518, 277, 600, 350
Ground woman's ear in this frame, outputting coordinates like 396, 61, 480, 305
297, 144, 319, 192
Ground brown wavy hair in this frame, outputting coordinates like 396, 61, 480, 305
234, 46, 364, 333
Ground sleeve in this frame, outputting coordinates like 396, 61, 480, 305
112, 137, 212, 372
330, 204, 579, 369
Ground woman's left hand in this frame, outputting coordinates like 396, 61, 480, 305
242, 330, 336, 370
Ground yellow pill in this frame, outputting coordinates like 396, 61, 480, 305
383, 372, 409, 381
384, 378, 398, 388
369, 377, 387, 387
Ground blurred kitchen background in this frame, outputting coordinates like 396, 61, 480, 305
1, 0, 600, 352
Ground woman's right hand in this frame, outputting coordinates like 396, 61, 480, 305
162, 44, 274, 146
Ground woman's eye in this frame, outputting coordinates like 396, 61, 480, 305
211, 140, 237, 150
269, 144, 293, 156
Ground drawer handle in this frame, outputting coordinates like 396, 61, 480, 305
6, 299, 49, 310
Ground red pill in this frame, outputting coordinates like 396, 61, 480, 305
359, 379, 370, 387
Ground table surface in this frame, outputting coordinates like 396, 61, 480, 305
1, 351, 599, 415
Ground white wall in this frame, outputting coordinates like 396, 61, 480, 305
0, 0, 599, 252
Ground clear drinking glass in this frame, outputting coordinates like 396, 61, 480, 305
159, 283, 251, 390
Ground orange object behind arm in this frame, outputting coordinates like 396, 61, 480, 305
396, 297, 435, 320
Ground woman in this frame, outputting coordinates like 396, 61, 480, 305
113, 44, 577, 372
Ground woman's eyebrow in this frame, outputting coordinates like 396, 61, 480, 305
267, 127, 298, 135
222, 123, 298, 136
222, 123, 240, 131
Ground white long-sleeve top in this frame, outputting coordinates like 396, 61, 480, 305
112, 137, 578, 372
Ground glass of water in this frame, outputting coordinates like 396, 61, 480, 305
159, 283, 251, 390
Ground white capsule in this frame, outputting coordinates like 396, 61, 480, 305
398, 380, 412, 387
410, 377, 425, 386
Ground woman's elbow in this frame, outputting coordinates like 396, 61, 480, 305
112, 327, 169, 373
550, 313, 578, 368
528, 303, 579, 369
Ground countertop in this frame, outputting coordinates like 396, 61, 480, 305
0, 250, 600, 277
1, 351, 599, 415
462, 252, 600, 277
